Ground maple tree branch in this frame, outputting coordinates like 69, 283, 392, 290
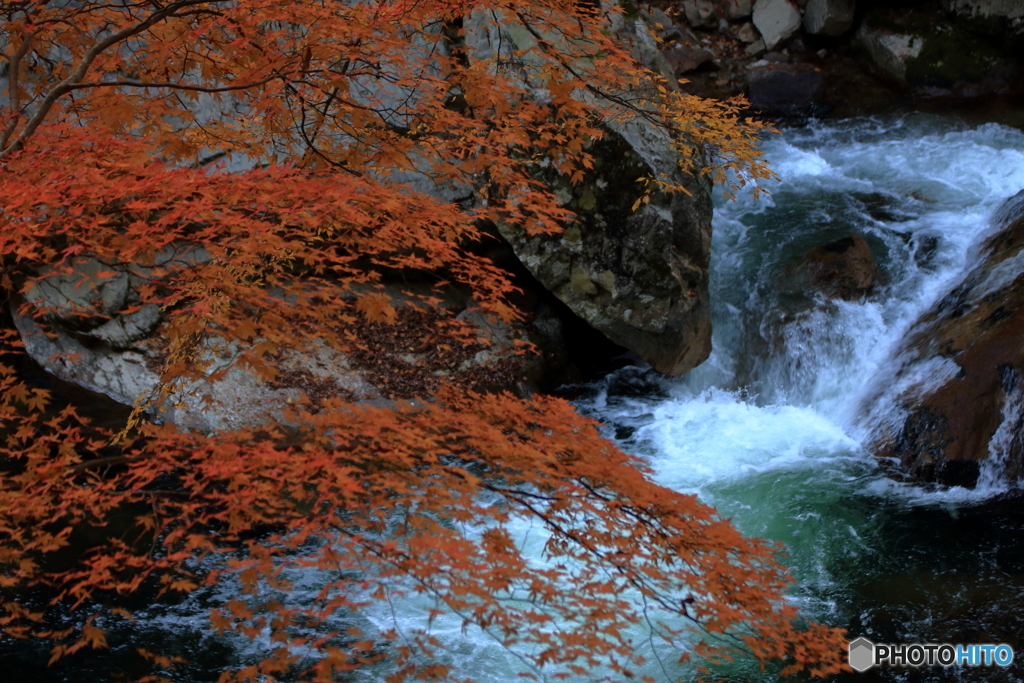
67, 73, 282, 93
511, 10, 663, 126
0, 30, 35, 150
68, 453, 151, 473
0, 0, 218, 158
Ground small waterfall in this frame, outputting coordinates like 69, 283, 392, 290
977, 369, 1024, 491
579, 115, 1024, 681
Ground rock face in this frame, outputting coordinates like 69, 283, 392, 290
12, 304, 386, 432
752, 0, 802, 51
465, 10, 716, 375
497, 130, 714, 376
863, 191, 1024, 486
943, 0, 1024, 35
803, 0, 855, 37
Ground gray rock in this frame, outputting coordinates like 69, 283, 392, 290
640, 7, 684, 41
855, 22, 924, 83
463, 9, 715, 375
682, 0, 720, 30
492, 127, 713, 375
27, 256, 130, 326
735, 21, 761, 43
745, 39, 768, 56
752, 0, 802, 51
803, 0, 856, 37
12, 278, 538, 432
88, 304, 163, 348
12, 305, 387, 432
725, 0, 754, 21
626, 16, 681, 86
22, 246, 217, 348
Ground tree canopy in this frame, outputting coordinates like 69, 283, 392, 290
0, 1, 846, 681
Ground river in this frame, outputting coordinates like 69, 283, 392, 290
7, 115, 1024, 682
574, 114, 1024, 682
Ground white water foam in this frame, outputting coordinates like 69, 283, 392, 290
583, 116, 1024, 674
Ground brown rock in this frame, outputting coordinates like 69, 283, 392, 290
866, 191, 1024, 486
794, 233, 880, 300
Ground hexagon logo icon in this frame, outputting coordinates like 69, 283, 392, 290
848, 637, 875, 672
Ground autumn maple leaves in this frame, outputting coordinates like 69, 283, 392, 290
1, 1, 845, 680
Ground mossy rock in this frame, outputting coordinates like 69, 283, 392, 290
859, 7, 1019, 91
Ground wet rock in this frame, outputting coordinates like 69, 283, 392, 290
863, 190, 1024, 486
746, 62, 827, 116
494, 126, 714, 375
791, 234, 880, 300
752, 0, 802, 51
803, 0, 855, 37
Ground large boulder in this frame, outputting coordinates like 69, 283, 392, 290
862, 191, 1024, 486
14, 260, 535, 431
22, 247, 212, 348
789, 234, 880, 301
464, 10, 715, 375
752, 0, 802, 51
745, 61, 827, 117
803, 0, 855, 37
663, 45, 717, 75
855, 7, 1021, 96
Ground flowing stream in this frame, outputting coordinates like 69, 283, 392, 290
9, 115, 1024, 682
573, 114, 1024, 683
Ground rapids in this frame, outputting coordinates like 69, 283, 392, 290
577, 114, 1024, 682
